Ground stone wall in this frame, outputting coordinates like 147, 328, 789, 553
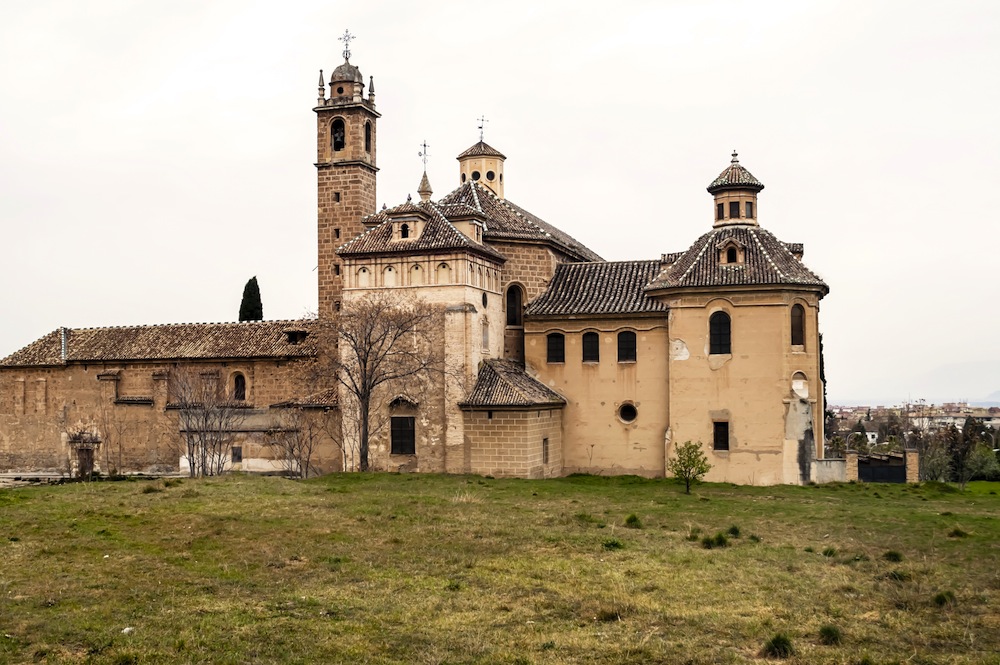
464, 408, 563, 479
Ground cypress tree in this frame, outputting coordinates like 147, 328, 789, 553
239, 276, 263, 321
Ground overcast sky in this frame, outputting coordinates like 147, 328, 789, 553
1, 1, 997, 405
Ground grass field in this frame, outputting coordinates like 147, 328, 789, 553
1, 474, 998, 664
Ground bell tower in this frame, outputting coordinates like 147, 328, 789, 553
314, 31, 380, 319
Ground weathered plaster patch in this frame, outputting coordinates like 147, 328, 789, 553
707, 354, 731, 371
669, 339, 689, 361
784, 398, 814, 484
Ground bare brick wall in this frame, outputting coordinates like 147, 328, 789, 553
464, 409, 563, 479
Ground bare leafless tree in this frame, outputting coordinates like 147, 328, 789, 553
267, 406, 331, 479
332, 292, 442, 471
169, 367, 246, 477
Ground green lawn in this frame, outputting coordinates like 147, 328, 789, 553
1, 474, 998, 664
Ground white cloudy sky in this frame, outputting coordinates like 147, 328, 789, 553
0, 0, 997, 405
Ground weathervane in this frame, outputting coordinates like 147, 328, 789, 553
339, 29, 355, 60
418, 140, 430, 169
477, 115, 488, 142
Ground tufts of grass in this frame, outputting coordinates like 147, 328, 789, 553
932, 590, 956, 607
749, 534, 761, 543
602, 538, 624, 551
140, 484, 162, 494
822, 547, 837, 557
624, 513, 643, 529
948, 527, 969, 538
885, 569, 912, 582
445, 580, 462, 591
701, 533, 728, 549
882, 550, 903, 562
685, 525, 702, 542
761, 633, 794, 658
595, 608, 623, 622
818, 624, 843, 645
804, 546, 815, 553
163, 478, 183, 488
726, 524, 741, 538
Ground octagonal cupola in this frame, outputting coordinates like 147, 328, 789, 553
457, 141, 506, 198
708, 152, 764, 227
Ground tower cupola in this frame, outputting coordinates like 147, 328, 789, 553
707, 152, 764, 227
457, 141, 506, 198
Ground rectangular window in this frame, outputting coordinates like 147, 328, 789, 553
745, 201, 754, 218
334, 265, 341, 276
231, 446, 243, 463
713, 422, 730, 451
582, 332, 600, 363
716, 203, 724, 220
542, 437, 549, 465
390, 416, 416, 455
333, 192, 341, 203
334, 228, 341, 239
729, 201, 740, 219
546, 333, 565, 363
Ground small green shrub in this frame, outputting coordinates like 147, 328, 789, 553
948, 528, 968, 538
726, 525, 741, 538
749, 534, 761, 543
761, 633, 794, 658
933, 590, 956, 607
804, 546, 815, 553
540, 641, 555, 651
822, 547, 837, 557
445, 580, 462, 591
883, 550, 903, 562
702, 533, 728, 549
602, 538, 624, 551
624, 514, 643, 529
818, 624, 843, 645
685, 526, 702, 542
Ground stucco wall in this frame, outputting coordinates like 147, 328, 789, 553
464, 409, 563, 479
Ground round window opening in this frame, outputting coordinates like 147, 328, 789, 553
472, 171, 481, 181
482, 293, 488, 308
486, 170, 495, 181
618, 403, 638, 423
336, 86, 344, 94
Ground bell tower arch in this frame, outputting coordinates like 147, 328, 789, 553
314, 31, 380, 319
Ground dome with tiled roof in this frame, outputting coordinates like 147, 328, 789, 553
330, 59, 363, 84
457, 141, 506, 160
707, 152, 764, 194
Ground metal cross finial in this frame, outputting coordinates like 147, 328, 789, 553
477, 115, 488, 142
418, 140, 430, 169
339, 29, 355, 60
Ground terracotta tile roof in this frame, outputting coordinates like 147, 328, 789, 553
646, 227, 828, 293
707, 152, 765, 194
457, 141, 506, 159
459, 359, 566, 409
1, 321, 318, 367
341, 199, 506, 261
270, 387, 339, 409
525, 260, 668, 317
435, 182, 603, 262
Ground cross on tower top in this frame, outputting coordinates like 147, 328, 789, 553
339, 29, 355, 60
418, 140, 431, 169
477, 115, 488, 142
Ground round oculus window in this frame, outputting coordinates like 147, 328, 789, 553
486, 170, 495, 181
618, 403, 638, 423
336, 86, 344, 94
472, 171, 481, 181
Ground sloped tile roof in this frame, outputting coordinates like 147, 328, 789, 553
435, 182, 603, 262
707, 153, 765, 194
457, 141, 506, 159
1, 321, 318, 367
459, 359, 566, 409
525, 260, 668, 317
341, 199, 506, 261
646, 226, 828, 293
270, 387, 339, 409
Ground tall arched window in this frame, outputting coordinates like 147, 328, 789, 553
331, 118, 346, 152
582, 332, 600, 363
726, 247, 738, 263
357, 267, 370, 287
232, 373, 246, 401
505, 285, 523, 326
709, 311, 731, 355
546, 333, 565, 363
364, 121, 372, 153
400, 223, 409, 239
436, 262, 450, 284
617, 331, 637, 363
791, 304, 805, 347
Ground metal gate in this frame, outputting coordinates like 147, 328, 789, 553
858, 459, 906, 483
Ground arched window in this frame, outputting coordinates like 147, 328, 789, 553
364, 121, 372, 153
791, 304, 805, 347
726, 247, 738, 263
482, 319, 490, 350
582, 332, 600, 363
332, 118, 346, 152
546, 333, 565, 363
400, 223, 409, 239
357, 267, 370, 287
383, 265, 397, 287
436, 262, 450, 284
410, 264, 423, 286
232, 373, 246, 401
505, 285, 523, 326
617, 331, 637, 363
709, 311, 731, 355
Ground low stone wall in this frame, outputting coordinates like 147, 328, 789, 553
814, 458, 846, 483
